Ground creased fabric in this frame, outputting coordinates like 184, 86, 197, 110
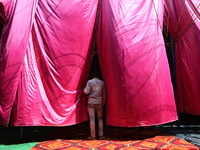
0, 0, 98, 126
96, 0, 178, 127
164, 0, 200, 116
0, 0, 179, 127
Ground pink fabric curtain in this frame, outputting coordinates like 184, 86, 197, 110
0, 0, 178, 127
0, 0, 98, 126
164, 0, 200, 116
97, 0, 178, 127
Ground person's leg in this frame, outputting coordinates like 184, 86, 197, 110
96, 105, 104, 138
87, 104, 96, 139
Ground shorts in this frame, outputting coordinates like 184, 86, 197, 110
87, 103, 103, 111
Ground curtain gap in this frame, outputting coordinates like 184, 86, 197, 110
88, 0, 102, 80
0, 2, 5, 37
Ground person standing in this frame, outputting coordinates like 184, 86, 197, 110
83, 72, 106, 140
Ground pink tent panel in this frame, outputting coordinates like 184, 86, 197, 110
0, 0, 98, 126
164, 0, 200, 116
97, 0, 178, 127
0, 0, 178, 127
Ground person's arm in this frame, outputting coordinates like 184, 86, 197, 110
83, 81, 90, 95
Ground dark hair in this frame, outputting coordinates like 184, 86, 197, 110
92, 67, 101, 78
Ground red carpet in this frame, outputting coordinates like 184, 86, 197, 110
31, 122, 200, 150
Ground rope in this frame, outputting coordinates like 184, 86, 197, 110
114, 0, 137, 29
92, 0, 102, 50
164, 0, 172, 42
174, 0, 187, 40
187, 0, 200, 20
151, 0, 163, 31
165, 0, 199, 42
174, 1, 200, 42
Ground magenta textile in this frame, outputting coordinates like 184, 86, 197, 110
164, 0, 200, 116
0, 0, 178, 127
96, 0, 178, 127
0, 0, 99, 126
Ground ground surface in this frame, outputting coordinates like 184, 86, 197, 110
0, 113, 200, 149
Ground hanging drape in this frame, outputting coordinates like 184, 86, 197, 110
0, 0, 178, 127
0, 0, 99, 126
164, 0, 200, 116
96, 0, 178, 127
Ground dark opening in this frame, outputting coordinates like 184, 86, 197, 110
88, 44, 102, 80
0, 2, 5, 37
163, 25, 176, 92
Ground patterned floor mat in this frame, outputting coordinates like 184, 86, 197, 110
31, 122, 200, 150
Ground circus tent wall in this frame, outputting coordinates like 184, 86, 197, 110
0, 0, 178, 127
164, 0, 200, 116
96, 0, 177, 127
0, 0, 99, 126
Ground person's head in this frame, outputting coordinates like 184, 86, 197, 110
92, 68, 101, 79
